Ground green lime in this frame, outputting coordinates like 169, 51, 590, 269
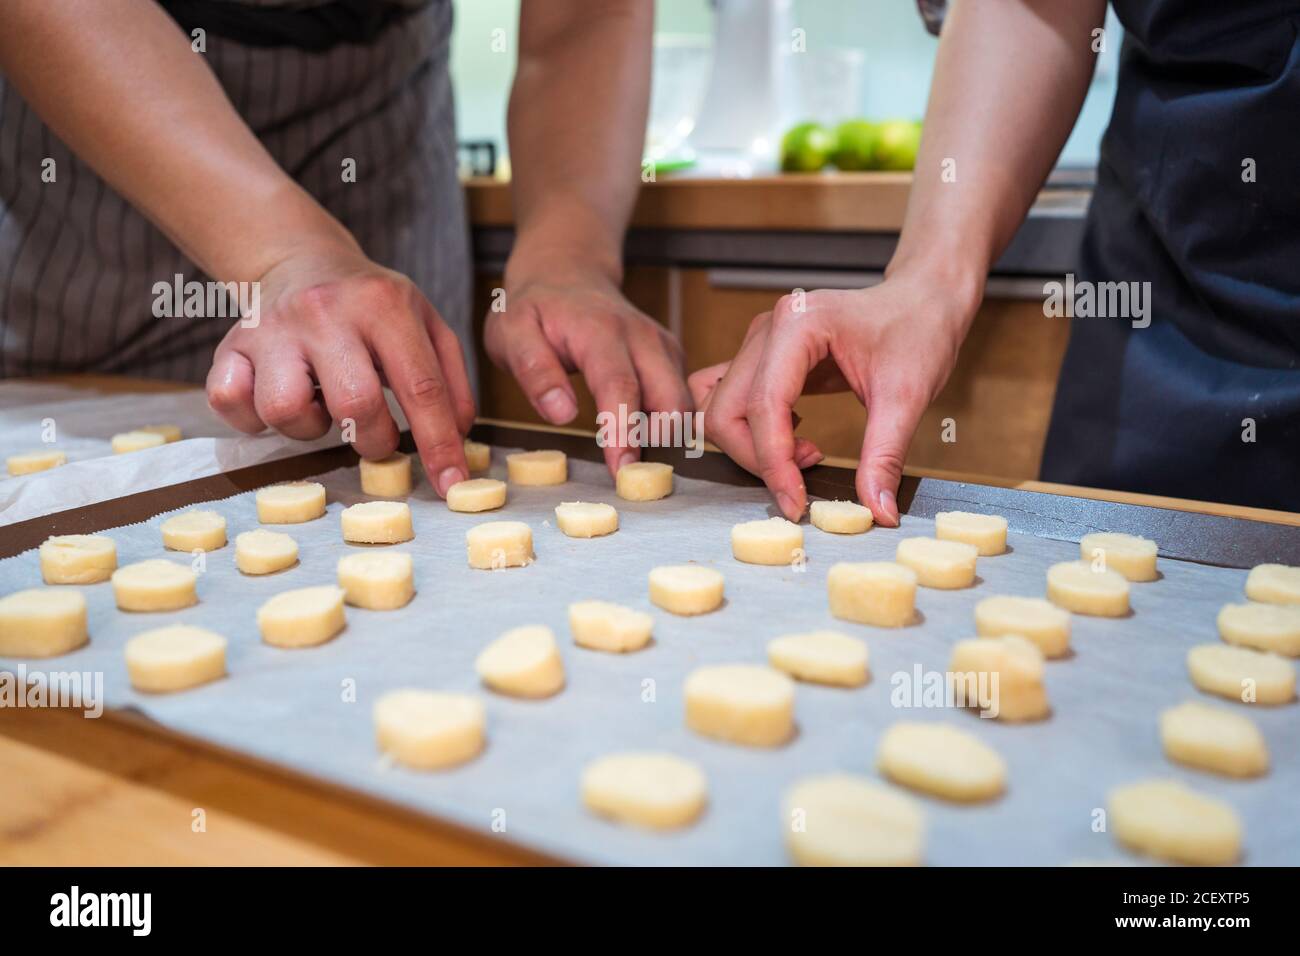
872, 118, 922, 171
780, 122, 835, 173
830, 119, 879, 171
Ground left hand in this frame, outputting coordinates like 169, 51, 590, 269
484, 267, 692, 475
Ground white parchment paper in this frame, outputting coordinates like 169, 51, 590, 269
1, 450, 1296, 866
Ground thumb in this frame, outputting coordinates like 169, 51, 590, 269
857, 388, 926, 528
487, 306, 578, 425
688, 362, 730, 411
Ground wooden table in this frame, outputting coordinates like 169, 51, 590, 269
2, 377, 1295, 867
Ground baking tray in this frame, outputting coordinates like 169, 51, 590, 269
1, 424, 1297, 866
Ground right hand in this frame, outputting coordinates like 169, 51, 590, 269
206, 240, 477, 496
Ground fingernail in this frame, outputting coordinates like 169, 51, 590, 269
878, 489, 898, 526
617, 451, 638, 471
777, 491, 802, 520
437, 466, 465, 497
539, 387, 577, 424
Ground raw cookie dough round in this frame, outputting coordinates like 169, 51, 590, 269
466, 520, 534, 569
0, 588, 88, 657
337, 551, 414, 610
568, 600, 653, 653
464, 439, 491, 473
125, 625, 227, 693
809, 500, 873, 535
1186, 643, 1295, 705
341, 500, 413, 544
731, 517, 804, 566
684, 664, 794, 747
1108, 779, 1242, 866
876, 722, 1007, 802
140, 424, 182, 443
555, 501, 619, 538
974, 594, 1071, 659
447, 478, 507, 513
767, 630, 869, 687
359, 452, 412, 497
234, 529, 299, 575
1217, 601, 1300, 656
374, 689, 485, 770
256, 481, 327, 524
616, 461, 674, 501
257, 585, 346, 648
7, 449, 66, 476
1046, 560, 1130, 617
39, 535, 117, 584
948, 635, 1049, 722
1159, 701, 1269, 778
935, 511, 1008, 556
160, 509, 227, 552
782, 774, 924, 867
648, 564, 724, 615
111, 430, 166, 454
895, 537, 978, 589
827, 561, 917, 627
112, 559, 197, 612
506, 449, 567, 485
581, 752, 707, 829
1245, 563, 1300, 605
475, 625, 565, 698
1080, 531, 1158, 582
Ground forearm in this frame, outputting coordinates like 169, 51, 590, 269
888, 0, 1107, 318
505, 0, 652, 286
0, 0, 353, 283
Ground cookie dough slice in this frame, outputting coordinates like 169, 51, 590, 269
767, 630, 869, 687
732, 517, 803, 566
256, 481, 327, 524
1186, 643, 1295, 705
39, 535, 117, 584
809, 500, 873, 535
1217, 601, 1300, 656
506, 449, 567, 485
649, 565, 724, 615
258, 585, 346, 648
935, 511, 1007, 556
1080, 531, 1158, 582
341, 500, 414, 544
338, 551, 414, 610
476, 625, 565, 698
463, 440, 491, 473
1245, 563, 1300, 605
568, 600, 653, 652
360, 452, 412, 497
140, 424, 182, 443
125, 625, 227, 693
974, 595, 1071, 659
895, 537, 978, 589
783, 774, 924, 867
582, 752, 707, 829
447, 478, 507, 513
0, 588, 88, 657
684, 664, 794, 747
111, 430, 166, 454
1159, 701, 1269, 778
1108, 779, 1242, 866
112, 559, 197, 612
827, 561, 917, 627
466, 520, 534, 569
1047, 561, 1129, 617
234, 529, 299, 575
161, 510, 227, 551
374, 689, 485, 770
877, 722, 1007, 802
555, 501, 618, 538
948, 635, 1049, 722
616, 462, 673, 501
7, 449, 66, 475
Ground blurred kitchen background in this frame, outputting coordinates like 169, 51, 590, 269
459, 0, 1120, 488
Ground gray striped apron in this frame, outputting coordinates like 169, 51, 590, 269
0, 0, 472, 390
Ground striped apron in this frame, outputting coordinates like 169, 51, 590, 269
0, 0, 472, 389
